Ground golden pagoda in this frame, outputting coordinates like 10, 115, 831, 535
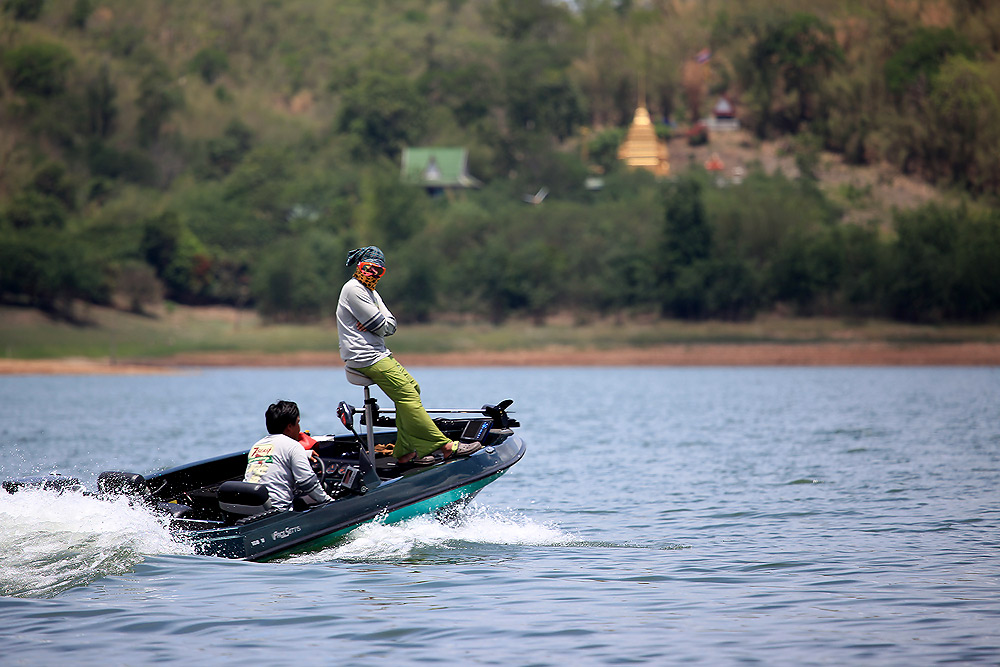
617, 106, 670, 177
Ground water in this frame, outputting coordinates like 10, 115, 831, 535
1, 367, 998, 664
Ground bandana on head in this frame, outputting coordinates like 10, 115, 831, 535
345, 246, 385, 269
346, 246, 386, 289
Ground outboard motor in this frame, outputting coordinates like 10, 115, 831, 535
97, 471, 151, 500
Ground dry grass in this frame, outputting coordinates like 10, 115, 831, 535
2, 304, 999, 369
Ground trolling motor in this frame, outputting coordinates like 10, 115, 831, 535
482, 399, 518, 429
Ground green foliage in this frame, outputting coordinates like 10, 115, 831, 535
2, 0, 44, 21
113, 260, 162, 314
84, 62, 118, 139
0, 0, 998, 326
927, 56, 1000, 192
887, 205, 1000, 321
85, 140, 156, 184
735, 12, 843, 137
140, 212, 207, 303
502, 42, 584, 141
336, 71, 427, 160
251, 232, 346, 321
587, 127, 625, 173
189, 47, 230, 84
68, 0, 92, 29
31, 161, 75, 210
661, 174, 711, 273
3, 191, 67, 230
485, 0, 573, 42
419, 61, 498, 127
885, 27, 975, 97
205, 119, 254, 177
669, 258, 760, 320
0, 231, 107, 316
136, 60, 183, 146
2, 42, 74, 97
355, 164, 429, 248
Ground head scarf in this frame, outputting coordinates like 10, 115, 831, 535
345, 246, 385, 269
346, 246, 386, 289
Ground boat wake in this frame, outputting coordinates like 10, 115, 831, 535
283, 503, 574, 564
0, 488, 192, 598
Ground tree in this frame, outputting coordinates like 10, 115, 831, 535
502, 41, 584, 141
136, 61, 182, 146
206, 119, 254, 177
0, 231, 106, 317
928, 56, 1000, 192
336, 71, 426, 160
2, 42, 74, 97
659, 174, 712, 317
886, 205, 958, 322
661, 175, 710, 274
85, 62, 118, 138
140, 212, 207, 302
2, 0, 45, 21
885, 27, 975, 98
189, 47, 229, 84
735, 12, 844, 136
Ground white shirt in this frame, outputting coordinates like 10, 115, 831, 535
244, 433, 330, 511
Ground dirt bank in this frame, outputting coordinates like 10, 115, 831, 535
0, 358, 181, 375
3, 342, 997, 375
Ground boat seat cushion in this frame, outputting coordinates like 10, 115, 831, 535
345, 366, 376, 387
218, 480, 272, 516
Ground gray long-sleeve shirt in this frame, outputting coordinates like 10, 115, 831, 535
336, 278, 397, 368
244, 433, 331, 511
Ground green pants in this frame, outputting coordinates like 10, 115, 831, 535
358, 356, 452, 458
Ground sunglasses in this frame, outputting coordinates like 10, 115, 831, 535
359, 262, 386, 278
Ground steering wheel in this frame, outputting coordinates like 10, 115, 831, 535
310, 453, 326, 486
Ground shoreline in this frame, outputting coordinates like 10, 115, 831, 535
1, 342, 999, 374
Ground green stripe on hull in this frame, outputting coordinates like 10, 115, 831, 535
264, 471, 505, 560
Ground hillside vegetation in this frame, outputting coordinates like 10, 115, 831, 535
2, 0, 1000, 326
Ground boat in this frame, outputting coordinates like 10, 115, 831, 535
2, 399, 525, 561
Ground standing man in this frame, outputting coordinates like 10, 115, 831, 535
336, 246, 481, 465
245, 400, 332, 511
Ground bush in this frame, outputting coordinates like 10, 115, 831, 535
136, 60, 183, 146
189, 47, 229, 84
112, 261, 163, 314
250, 238, 332, 321
140, 212, 208, 302
3, 191, 66, 230
0, 231, 107, 316
2, 0, 45, 21
86, 140, 156, 184
68, 0, 92, 28
205, 119, 254, 177
2, 42, 74, 97
586, 127, 626, 174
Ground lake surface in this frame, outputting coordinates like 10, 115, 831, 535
1, 366, 998, 665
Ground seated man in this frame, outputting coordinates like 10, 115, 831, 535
244, 400, 332, 511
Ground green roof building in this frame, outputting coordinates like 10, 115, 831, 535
400, 147, 482, 193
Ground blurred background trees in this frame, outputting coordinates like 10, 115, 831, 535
1, 0, 999, 324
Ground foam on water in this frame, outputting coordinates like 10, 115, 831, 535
284, 503, 575, 564
0, 488, 192, 598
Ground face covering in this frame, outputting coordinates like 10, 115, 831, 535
354, 261, 385, 289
